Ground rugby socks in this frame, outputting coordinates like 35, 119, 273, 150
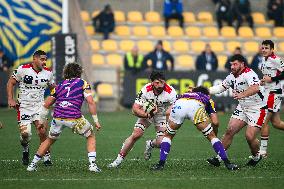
31, 154, 42, 164
211, 138, 228, 161
260, 136, 269, 153
88, 152, 97, 164
159, 137, 172, 163
21, 142, 29, 152
43, 151, 51, 162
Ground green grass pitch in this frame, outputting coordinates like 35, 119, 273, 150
1, 108, 284, 189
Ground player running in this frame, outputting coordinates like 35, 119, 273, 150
7, 50, 55, 165
27, 63, 102, 172
207, 54, 267, 167
108, 71, 177, 168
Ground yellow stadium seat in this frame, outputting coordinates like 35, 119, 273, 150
150, 26, 166, 37
183, 12, 196, 23
115, 26, 130, 36
168, 26, 184, 37
114, 11, 126, 22
85, 26, 95, 35
273, 27, 284, 38
91, 10, 100, 18
137, 40, 154, 52
185, 26, 201, 38
191, 41, 206, 53
278, 42, 284, 52
209, 41, 225, 52
221, 26, 237, 38
133, 26, 148, 37
97, 83, 114, 97
218, 55, 227, 70
162, 41, 171, 52
177, 55, 195, 69
226, 41, 241, 53
243, 41, 259, 53
252, 12, 266, 24
90, 40, 100, 51
203, 26, 219, 38
145, 11, 161, 22
127, 11, 143, 22
92, 54, 105, 65
119, 40, 135, 52
81, 11, 90, 22
101, 40, 118, 52
106, 54, 123, 67
255, 27, 272, 38
197, 11, 213, 23
238, 26, 254, 38
173, 41, 189, 53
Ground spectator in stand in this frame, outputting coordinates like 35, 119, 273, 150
195, 44, 218, 71
0, 49, 12, 72
163, 0, 184, 30
232, 0, 254, 31
225, 47, 248, 71
267, 0, 284, 26
92, 4, 115, 40
143, 40, 174, 71
216, 0, 233, 29
250, 47, 263, 71
124, 46, 145, 74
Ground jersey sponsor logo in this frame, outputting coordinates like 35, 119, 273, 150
59, 101, 73, 108
23, 75, 33, 84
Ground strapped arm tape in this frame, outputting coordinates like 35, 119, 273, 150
209, 84, 226, 95
201, 123, 213, 137
134, 122, 146, 131
156, 130, 165, 137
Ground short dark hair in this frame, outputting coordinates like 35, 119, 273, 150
192, 86, 209, 95
262, 40, 274, 49
63, 63, 82, 79
150, 71, 165, 81
33, 50, 46, 58
230, 54, 246, 64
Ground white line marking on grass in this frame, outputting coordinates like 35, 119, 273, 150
2, 176, 284, 182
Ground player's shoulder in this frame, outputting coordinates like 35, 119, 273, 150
43, 66, 52, 72
164, 83, 176, 94
141, 83, 153, 93
18, 63, 32, 70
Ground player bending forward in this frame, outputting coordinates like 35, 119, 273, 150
108, 71, 177, 168
27, 63, 102, 172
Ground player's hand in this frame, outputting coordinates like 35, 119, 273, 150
232, 91, 244, 100
8, 98, 17, 109
95, 122, 101, 131
261, 76, 272, 83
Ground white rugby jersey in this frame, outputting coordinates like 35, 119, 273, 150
135, 83, 177, 116
222, 67, 265, 107
260, 53, 284, 93
12, 63, 55, 103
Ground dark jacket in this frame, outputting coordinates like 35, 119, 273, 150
92, 11, 115, 31
250, 53, 262, 71
233, 0, 251, 16
143, 49, 174, 71
195, 51, 218, 71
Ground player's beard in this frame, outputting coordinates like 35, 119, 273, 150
154, 86, 164, 94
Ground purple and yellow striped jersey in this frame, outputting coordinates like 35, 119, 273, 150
51, 78, 91, 119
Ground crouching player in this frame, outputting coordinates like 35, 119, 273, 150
152, 86, 238, 171
27, 63, 102, 172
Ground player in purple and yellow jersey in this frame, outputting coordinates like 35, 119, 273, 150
27, 63, 102, 172
152, 86, 238, 171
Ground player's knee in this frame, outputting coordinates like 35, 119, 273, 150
134, 122, 146, 132
201, 123, 213, 137
166, 123, 177, 135
245, 132, 255, 142
156, 130, 165, 138
19, 124, 32, 141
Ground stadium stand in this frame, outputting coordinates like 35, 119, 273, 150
145, 11, 161, 23
127, 11, 143, 22
185, 26, 201, 38
119, 40, 135, 52
92, 54, 105, 65
173, 40, 190, 53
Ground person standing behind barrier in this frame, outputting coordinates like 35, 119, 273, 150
195, 44, 218, 71
92, 4, 115, 40
124, 46, 145, 74
232, 0, 254, 31
215, 0, 233, 29
267, 0, 284, 27
163, 0, 184, 30
143, 40, 174, 71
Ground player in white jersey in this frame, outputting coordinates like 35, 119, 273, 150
108, 71, 177, 168
259, 40, 284, 157
7, 50, 55, 166
207, 54, 267, 167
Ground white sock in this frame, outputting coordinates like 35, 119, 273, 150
31, 154, 42, 164
88, 152, 96, 164
260, 137, 269, 152
43, 151, 51, 161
